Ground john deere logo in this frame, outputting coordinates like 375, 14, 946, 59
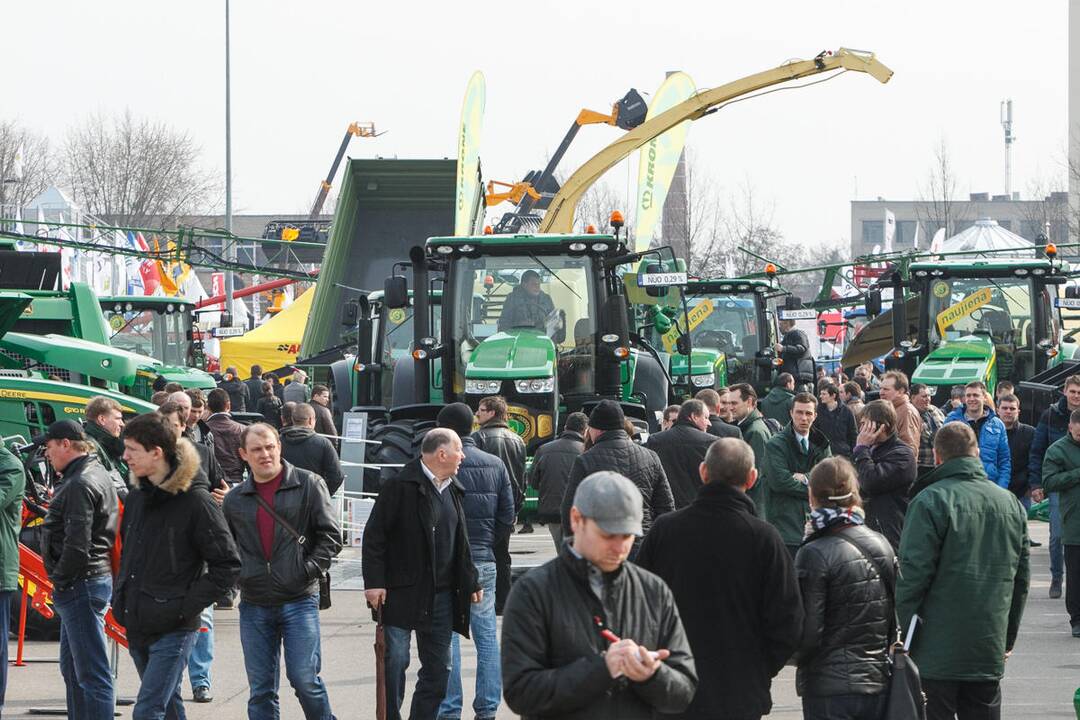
506, 404, 536, 442
109, 314, 125, 331
932, 281, 950, 299
388, 308, 407, 325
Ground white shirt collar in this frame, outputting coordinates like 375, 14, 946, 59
420, 460, 452, 493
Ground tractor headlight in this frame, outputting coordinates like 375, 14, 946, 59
515, 377, 554, 394
465, 378, 502, 394
691, 374, 714, 388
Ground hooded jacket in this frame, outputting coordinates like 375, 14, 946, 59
527, 430, 584, 523
851, 434, 917, 551
737, 409, 773, 517
456, 436, 515, 562
362, 458, 479, 635
1029, 394, 1073, 490
112, 439, 240, 645
1041, 433, 1080, 545
42, 454, 119, 589
473, 422, 527, 510
223, 460, 342, 607
763, 425, 832, 546
501, 543, 697, 719
560, 429, 673, 540
945, 406, 1011, 487
636, 482, 801, 718
645, 421, 716, 509
280, 425, 344, 495
795, 523, 895, 698
760, 387, 795, 426
896, 456, 1029, 681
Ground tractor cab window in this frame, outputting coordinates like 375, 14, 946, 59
108, 308, 192, 366
684, 295, 760, 360
928, 277, 1033, 349
449, 254, 596, 394
375, 301, 443, 407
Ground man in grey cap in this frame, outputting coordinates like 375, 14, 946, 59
502, 471, 697, 719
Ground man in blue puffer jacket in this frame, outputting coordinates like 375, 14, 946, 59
435, 403, 515, 720
944, 381, 1010, 487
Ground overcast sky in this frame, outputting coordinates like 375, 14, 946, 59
5, 1, 1070, 253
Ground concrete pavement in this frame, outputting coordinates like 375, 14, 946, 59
5, 521, 1078, 718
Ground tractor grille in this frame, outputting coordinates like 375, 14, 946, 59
0, 349, 72, 383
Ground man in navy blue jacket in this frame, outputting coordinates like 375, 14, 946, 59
435, 403, 515, 720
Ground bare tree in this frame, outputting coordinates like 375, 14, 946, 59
62, 110, 218, 228
0, 120, 55, 216
1017, 174, 1070, 248
573, 179, 628, 239
661, 155, 723, 273
914, 137, 971, 242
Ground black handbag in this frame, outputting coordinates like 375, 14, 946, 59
834, 530, 926, 720
252, 493, 332, 610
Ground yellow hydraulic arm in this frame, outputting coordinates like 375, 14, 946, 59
538, 48, 892, 233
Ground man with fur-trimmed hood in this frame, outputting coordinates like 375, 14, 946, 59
113, 414, 240, 719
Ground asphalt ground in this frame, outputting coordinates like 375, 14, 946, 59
5, 520, 1079, 718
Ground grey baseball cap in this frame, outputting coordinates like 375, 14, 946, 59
572, 471, 644, 536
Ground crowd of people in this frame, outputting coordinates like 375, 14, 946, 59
0, 359, 1076, 719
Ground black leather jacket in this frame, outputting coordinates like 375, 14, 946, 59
42, 454, 120, 589
794, 523, 896, 698
222, 461, 342, 606
473, 422, 526, 509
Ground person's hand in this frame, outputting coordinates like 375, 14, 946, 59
793, 473, 808, 486
1004, 650, 1012, 662
211, 486, 229, 505
773, 343, 784, 354
857, 420, 885, 448
604, 639, 635, 678
620, 644, 670, 683
1031, 488, 1045, 503
365, 588, 387, 610
471, 589, 484, 604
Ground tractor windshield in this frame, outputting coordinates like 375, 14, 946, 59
107, 308, 192, 366
448, 254, 597, 393
682, 294, 761, 360
927, 277, 1033, 349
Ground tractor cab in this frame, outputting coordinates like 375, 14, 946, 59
882, 258, 1074, 403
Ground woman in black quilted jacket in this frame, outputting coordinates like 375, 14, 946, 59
794, 457, 897, 720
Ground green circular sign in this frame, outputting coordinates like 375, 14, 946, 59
932, 280, 950, 299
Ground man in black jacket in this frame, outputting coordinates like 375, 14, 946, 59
645, 399, 717, 509
774, 319, 815, 390
218, 366, 250, 413
695, 389, 741, 439
182, 389, 215, 449
851, 399, 917, 551
222, 423, 341, 719
560, 400, 673, 558
280, 403, 344, 495
999, 393, 1036, 505
813, 383, 858, 457
502, 471, 697, 719
528, 412, 587, 549
637, 438, 802, 720
83, 395, 130, 500
114, 414, 240, 718
473, 395, 526, 609
363, 428, 482, 720
243, 364, 264, 409
40, 420, 120, 720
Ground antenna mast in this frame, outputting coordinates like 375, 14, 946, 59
1000, 99, 1015, 197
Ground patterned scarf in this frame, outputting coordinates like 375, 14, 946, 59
804, 505, 865, 540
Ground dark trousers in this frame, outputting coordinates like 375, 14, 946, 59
1065, 544, 1080, 625
494, 527, 511, 614
129, 630, 198, 720
384, 591, 453, 720
923, 679, 1001, 720
802, 693, 886, 720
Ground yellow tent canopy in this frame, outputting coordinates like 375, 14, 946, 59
219, 287, 314, 379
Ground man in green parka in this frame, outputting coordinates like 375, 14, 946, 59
730, 383, 773, 518
1040, 407, 1080, 637
0, 443, 27, 714
897, 422, 1029, 719
763, 392, 831, 555
759, 373, 796, 427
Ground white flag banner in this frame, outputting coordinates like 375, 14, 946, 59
884, 209, 896, 253
911, 221, 921, 250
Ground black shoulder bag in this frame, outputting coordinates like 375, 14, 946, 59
834, 530, 925, 720
252, 494, 332, 610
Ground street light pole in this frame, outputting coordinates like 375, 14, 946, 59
224, 0, 235, 326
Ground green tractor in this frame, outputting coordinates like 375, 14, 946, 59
99, 295, 205, 370
362, 232, 676, 482
864, 255, 1080, 407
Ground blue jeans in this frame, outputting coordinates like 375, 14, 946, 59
385, 591, 454, 720
439, 562, 499, 720
1051, 492, 1064, 580
0, 589, 11, 712
803, 692, 887, 719
52, 574, 114, 720
129, 630, 198, 720
238, 595, 335, 720
187, 606, 214, 690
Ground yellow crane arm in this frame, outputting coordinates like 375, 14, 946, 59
538, 48, 892, 233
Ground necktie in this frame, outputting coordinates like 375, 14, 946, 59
800, 436, 809, 455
